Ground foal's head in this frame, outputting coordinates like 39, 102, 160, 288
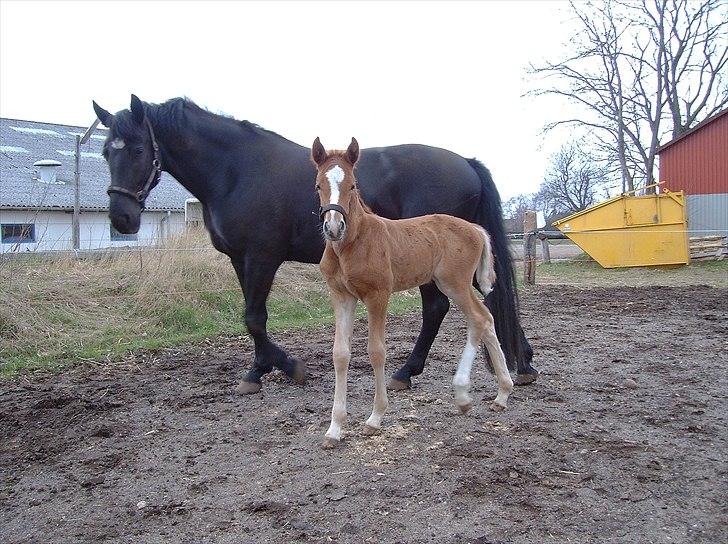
311, 137, 360, 242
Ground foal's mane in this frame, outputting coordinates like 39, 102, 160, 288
321, 151, 373, 215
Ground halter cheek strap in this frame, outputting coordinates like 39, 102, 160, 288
319, 203, 348, 224
106, 117, 162, 209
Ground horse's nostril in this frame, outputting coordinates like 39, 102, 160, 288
339, 221, 345, 231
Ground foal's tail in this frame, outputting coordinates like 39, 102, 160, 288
475, 228, 496, 297
467, 158, 526, 372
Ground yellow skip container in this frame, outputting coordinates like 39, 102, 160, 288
552, 184, 689, 268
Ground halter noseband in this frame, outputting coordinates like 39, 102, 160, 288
319, 203, 348, 224
106, 117, 162, 209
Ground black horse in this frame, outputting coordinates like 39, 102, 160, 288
92, 95, 538, 393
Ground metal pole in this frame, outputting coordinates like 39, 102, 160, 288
72, 119, 99, 251
73, 134, 81, 250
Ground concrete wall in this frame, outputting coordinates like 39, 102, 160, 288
0, 209, 185, 254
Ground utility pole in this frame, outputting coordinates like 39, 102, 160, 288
72, 119, 100, 250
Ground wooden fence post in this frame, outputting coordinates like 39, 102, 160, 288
523, 211, 537, 285
540, 235, 551, 264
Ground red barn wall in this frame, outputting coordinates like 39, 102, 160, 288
660, 110, 728, 195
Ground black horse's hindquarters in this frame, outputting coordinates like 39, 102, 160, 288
95, 97, 537, 391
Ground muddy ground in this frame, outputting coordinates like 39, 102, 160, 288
1, 285, 726, 544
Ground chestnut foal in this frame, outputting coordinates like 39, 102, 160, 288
312, 137, 513, 448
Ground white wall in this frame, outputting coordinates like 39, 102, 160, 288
0, 209, 185, 253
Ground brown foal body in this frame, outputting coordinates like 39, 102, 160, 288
312, 138, 512, 447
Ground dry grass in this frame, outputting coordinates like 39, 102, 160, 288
3, 229, 724, 375
0, 229, 418, 374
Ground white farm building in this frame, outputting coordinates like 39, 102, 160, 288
0, 117, 192, 254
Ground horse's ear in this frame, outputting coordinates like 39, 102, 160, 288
346, 137, 359, 166
130, 94, 145, 125
92, 101, 114, 127
311, 137, 327, 166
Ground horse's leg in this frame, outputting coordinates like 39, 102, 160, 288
323, 291, 357, 448
363, 291, 390, 434
388, 282, 450, 391
514, 327, 538, 385
232, 257, 306, 394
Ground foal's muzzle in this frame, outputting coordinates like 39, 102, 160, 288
320, 204, 347, 241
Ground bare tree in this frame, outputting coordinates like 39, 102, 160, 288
536, 142, 609, 218
503, 193, 536, 226
529, 0, 727, 192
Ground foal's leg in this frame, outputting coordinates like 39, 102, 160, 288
447, 287, 513, 412
323, 292, 357, 448
470, 290, 513, 410
363, 292, 390, 434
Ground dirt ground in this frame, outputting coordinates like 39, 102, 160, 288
1, 285, 726, 544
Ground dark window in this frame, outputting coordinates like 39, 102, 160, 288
1, 223, 35, 243
110, 224, 138, 242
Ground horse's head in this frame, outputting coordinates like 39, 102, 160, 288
311, 137, 360, 242
92, 94, 162, 234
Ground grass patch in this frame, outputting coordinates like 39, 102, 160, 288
3, 229, 724, 376
0, 232, 420, 376
533, 259, 728, 288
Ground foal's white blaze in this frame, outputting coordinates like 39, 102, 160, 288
453, 341, 477, 408
110, 138, 126, 149
325, 165, 345, 224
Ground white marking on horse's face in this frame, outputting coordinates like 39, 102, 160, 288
110, 138, 126, 150
325, 165, 345, 205
323, 165, 346, 238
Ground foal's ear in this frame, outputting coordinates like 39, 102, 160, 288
130, 94, 145, 125
311, 137, 327, 166
92, 101, 114, 127
346, 137, 359, 166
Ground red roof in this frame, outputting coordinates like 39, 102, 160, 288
657, 108, 728, 154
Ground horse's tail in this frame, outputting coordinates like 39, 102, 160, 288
467, 158, 523, 372
475, 228, 496, 298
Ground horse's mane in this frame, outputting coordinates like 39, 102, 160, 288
143, 97, 288, 141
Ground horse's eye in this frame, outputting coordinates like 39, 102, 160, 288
315, 184, 321, 191
134, 147, 144, 156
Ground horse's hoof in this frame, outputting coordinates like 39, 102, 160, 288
489, 401, 506, 412
321, 437, 341, 449
290, 359, 307, 385
513, 370, 539, 386
362, 424, 381, 436
457, 401, 472, 414
387, 377, 411, 391
236, 380, 262, 395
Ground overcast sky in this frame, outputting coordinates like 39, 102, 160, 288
1, 0, 573, 200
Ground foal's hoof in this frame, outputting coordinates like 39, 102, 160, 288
513, 370, 539, 386
489, 401, 506, 412
321, 437, 341, 449
387, 377, 411, 391
457, 401, 473, 414
362, 424, 381, 436
289, 358, 307, 385
236, 380, 262, 395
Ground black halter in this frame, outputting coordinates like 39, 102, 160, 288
319, 203, 348, 224
107, 117, 162, 209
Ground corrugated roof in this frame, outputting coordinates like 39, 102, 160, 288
0, 117, 191, 211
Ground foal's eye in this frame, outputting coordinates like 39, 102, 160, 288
315, 184, 321, 191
